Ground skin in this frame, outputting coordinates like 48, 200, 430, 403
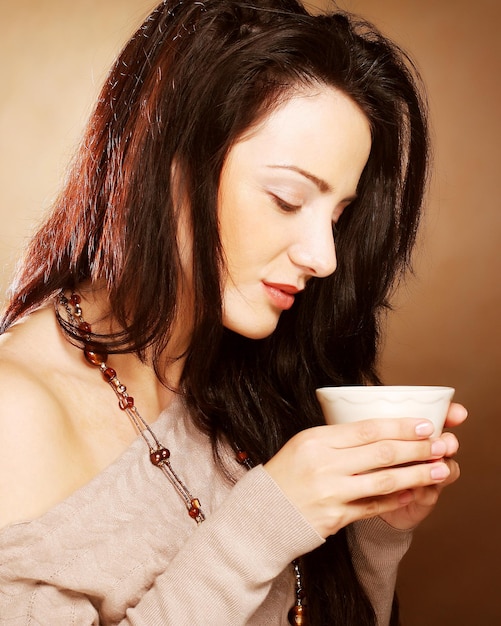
0, 84, 466, 537
218, 86, 370, 339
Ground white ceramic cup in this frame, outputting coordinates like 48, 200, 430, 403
316, 385, 455, 436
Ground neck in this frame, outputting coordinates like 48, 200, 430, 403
58, 284, 189, 419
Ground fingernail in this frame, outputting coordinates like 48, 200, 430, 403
431, 464, 449, 480
415, 422, 434, 437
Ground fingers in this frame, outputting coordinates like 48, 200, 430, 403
439, 431, 460, 457
435, 457, 460, 489
408, 458, 460, 510
320, 417, 460, 473
279, 422, 451, 480
333, 461, 451, 532
444, 402, 468, 427
347, 490, 424, 525
341, 437, 447, 475
319, 417, 436, 449
344, 457, 451, 504
376, 487, 440, 529
265, 420, 463, 538
377, 458, 462, 530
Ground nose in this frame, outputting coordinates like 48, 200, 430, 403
288, 220, 337, 278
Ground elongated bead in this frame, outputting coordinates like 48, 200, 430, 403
103, 367, 116, 382
288, 604, 305, 625
84, 348, 108, 366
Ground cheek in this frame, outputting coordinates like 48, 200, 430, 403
224, 223, 281, 279
218, 177, 286, 275
219, 205, 261, 274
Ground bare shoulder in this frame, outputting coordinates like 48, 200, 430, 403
0, 324, 87, 529
0, 303, 147, 530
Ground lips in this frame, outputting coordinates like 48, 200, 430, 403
262, 282, 301, 310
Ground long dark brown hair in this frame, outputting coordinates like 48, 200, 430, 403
1, 1, 429, 623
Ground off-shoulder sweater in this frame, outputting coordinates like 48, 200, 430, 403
0, 396, 412, 625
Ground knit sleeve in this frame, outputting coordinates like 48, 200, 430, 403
0, 466, 323, 625
347, 517, 413, 626
121, 465, 324, 624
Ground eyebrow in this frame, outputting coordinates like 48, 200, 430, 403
267, 164, 358, 204
267, 164, 332, 193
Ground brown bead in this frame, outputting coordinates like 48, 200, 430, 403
77, 321, 92, 336
69, 294, 81, 306
150, 447, 170, 466
188, 505, 200, 519
188, 499, 202, 519
288, 605, 305, 625
236, 450, 249, 464
119, 396, 134, 410
84, 348, 108, 366
102, 367, 116, 383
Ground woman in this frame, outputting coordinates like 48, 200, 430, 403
0, 1, 466, 624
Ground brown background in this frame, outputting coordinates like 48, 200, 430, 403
1, 1, 499, 624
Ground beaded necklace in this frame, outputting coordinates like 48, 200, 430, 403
57, 291, 306, 625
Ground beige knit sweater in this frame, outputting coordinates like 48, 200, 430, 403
0, 396, 412, 625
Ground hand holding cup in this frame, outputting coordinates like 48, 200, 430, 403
264, 385, 465, 536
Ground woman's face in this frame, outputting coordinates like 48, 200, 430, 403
218, 84, 372, 339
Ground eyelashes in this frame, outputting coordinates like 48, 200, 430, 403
270, 193, 302, 213
270, 193, 343, 235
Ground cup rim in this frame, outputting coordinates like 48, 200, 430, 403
316, 385, 455, 394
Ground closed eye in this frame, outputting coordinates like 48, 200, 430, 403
270, 193, 302, 213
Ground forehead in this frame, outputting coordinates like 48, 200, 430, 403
242, 79, 365, 122
224, 84, 372, 194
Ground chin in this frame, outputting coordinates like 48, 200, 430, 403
224, 318, 279, 341
243, 329, 276, 340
